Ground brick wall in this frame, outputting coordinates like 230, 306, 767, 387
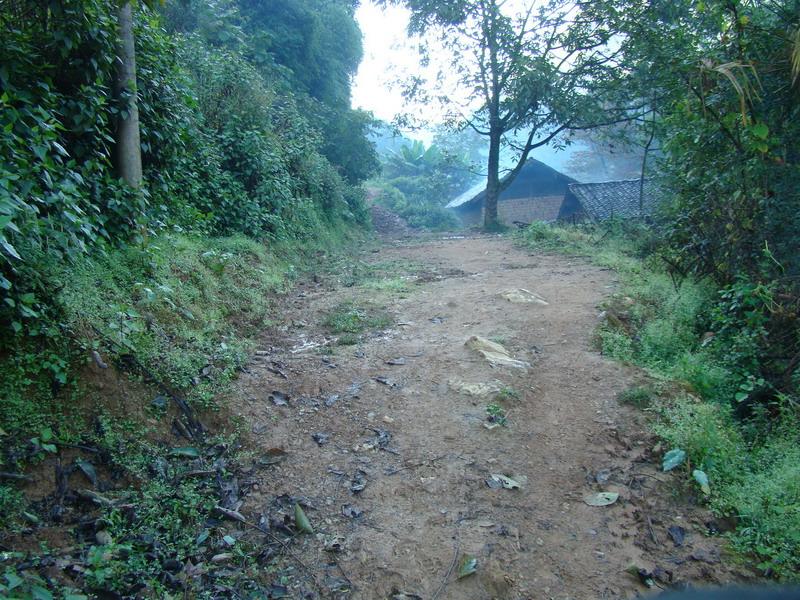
453, 195, 566, 226
497, 195, 565, 223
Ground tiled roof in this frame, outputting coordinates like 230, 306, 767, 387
567, 179, 662, 221
446, 159, 576, 209
446, 181, 487, 209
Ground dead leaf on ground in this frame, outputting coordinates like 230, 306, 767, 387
351, 469, 367, 494
594, 468, 612, 484
583, 491, 619, 506
668, 525, 686, 547
458, 555, 478, 578
448, 379, 503, 397
258, 448, 287, 466
391, 590, 422, 600
465, 336, 531, 370
486, 474, 522, 489
341, 504, 363, 518
312, 432, 331, 446
294, 503, 313, 534
500, 288, 549, 305
269, 391, 289, 406
325, 576, 351, 593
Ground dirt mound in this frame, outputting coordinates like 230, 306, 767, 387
370, 204, 412, 236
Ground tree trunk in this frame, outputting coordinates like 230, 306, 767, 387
114, 1, 143, 188
484, 129, 502, 230
639, 106, 657, 216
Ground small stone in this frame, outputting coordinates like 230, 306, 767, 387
95, 531, 112, 546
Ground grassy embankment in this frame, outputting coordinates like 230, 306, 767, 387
0, 225, 365, 596
518, 221, 800, 581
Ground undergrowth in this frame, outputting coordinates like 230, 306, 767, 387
518, 220, 800, 581
0, 224, 365, 595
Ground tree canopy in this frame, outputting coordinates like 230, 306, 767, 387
381, 0, 641, 227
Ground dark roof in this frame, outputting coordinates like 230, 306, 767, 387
567, 179, 662, 221
446, 159, 577, 209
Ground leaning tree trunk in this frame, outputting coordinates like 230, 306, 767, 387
114, 1, 142, 188
483, 129, 502, 230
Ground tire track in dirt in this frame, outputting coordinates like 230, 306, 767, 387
232, 234, 748, 599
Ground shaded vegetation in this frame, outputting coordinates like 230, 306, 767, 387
0, 0, 375, 595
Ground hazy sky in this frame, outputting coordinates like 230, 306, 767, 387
351, 3, 417, 125
350, 1, 582, 172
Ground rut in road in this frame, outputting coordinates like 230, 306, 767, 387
232, 235, 744, 599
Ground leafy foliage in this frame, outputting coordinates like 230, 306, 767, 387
0, 2, 376, 593
382, 0, 639, 228
371, 138, 473, 230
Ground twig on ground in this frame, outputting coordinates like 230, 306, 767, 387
385, 454, 450, 476
647, 515, 660, 545
432, 536, 460, 600
239, 516, 324, 592
0, 472, 32, 482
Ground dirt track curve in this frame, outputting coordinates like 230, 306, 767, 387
232, 234, 745, 599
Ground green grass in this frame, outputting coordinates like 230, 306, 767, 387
360, 276, 412, 293
495, 386, 521, 403
518, 220, 800, 581
324, 301, 392, 340
485, 402, 508, 426
617, 385, 656, 409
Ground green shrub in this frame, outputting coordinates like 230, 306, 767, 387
374, 184, 460, 230
726, 437, 800, 579
57, 235, 285, 407
617, 385, 655, 409
520, 221, 800, 580
0, 486, 24, 530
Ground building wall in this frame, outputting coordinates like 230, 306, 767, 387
497, 195, 565, 223
454, 195, 567, 226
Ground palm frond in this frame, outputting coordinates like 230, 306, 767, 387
790, 27, 800, 87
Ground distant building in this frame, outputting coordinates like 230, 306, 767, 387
445, 159, 583, 226
566, 179, 662, 221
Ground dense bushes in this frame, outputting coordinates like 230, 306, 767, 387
0, 0, 374, 363
373, 183, 460, 230
0, 0, 375, 544
371, 139, 476, 230
0, 1, 144, 319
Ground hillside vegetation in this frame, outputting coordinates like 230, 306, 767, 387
0, 1, 376, 595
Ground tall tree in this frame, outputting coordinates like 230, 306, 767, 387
383, 0, 637, 228
114, 1, 143, 188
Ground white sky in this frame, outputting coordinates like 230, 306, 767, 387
351, 3, 418, 124
350, 1, 584, 173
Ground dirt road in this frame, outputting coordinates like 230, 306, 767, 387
233, 234, 743, 599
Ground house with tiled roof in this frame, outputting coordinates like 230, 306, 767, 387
566, 179, 663, 221
445, 159, 584, 226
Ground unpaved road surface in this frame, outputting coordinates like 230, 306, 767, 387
233, 235, 746, 599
